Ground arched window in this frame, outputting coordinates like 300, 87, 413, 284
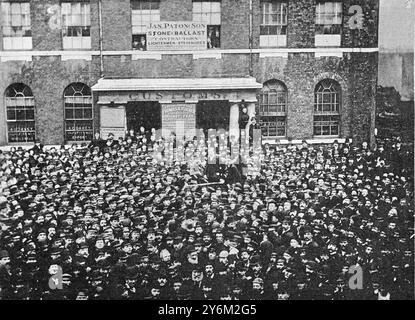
64, 83, 93, 141
259, 80, 287, 137
5, 83, 35, 143
314, 79, 341, 136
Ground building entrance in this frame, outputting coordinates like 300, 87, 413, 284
126, 101, 161, 132
196, 100, 230, 133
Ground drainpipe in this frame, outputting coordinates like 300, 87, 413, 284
249, 0, 253, 77
98, 0, 104, 77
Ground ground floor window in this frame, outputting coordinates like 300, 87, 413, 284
260, 116, 286, 137
5, 83, 36, 143
314, 79, 341, 136
313, 115, 339, 136
259, 80, 287, 138
64, 83, 93, 141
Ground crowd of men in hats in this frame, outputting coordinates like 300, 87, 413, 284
0, 126, 413, 300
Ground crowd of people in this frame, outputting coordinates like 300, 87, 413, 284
0, 127, 413, 300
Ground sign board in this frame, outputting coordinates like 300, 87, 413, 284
98, 90, 259, 104
147, 22, 207, 51
100, 105, 126, 139
162, 103, 196, 137
100, 127, 126, 140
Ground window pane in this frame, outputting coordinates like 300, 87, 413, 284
131, 1, 140, 10
202, 2, 211, 12
11, 14, 22, 27
84, 108, 92, 119
277, 94, 286, 105
65, 109, 74, 119
16, 109, 25, 120
82, 27, 90, 36
151, 1, 160, 10
263, 14, 269, 25
10, 3, 20, 15
268, 93, 277, 105
211, 13, 221, 25
193, 2, 202, 12
62, 3, 70, 15
7, 109, 16, 120
74, 108, 83, 119
142, 1, 150, 10
26, 109, 34, 120
211, 2, 221, 12
83, 4, 91, 26
271, 14, 280, 24
73, 13, 82, 26
72, 2, 81, 16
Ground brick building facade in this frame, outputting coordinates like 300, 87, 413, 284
0, 0, 379, 146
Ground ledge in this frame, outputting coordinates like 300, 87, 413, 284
131, 52, 162, 60
0, 52, 32, 62
259, 51, 289, 58
61, 52, 93, 61
0, 48, 379, 62
315, 51, 344, 58
193, 51, 222, 59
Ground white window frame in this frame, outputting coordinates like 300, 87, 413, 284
259, 81, 287, 138
64, 83, 94, 142
315, 2, 342, 34
260, 0, 288, 47
131, 0, 160, 51
314, 80, 341, 137
192, 1, 221, 49
5, 84, 36, 143
1, 1, 32, 50
62, 1, 91, 50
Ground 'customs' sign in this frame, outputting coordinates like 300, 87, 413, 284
147, 22, 207, 51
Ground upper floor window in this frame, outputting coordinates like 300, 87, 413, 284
259, 80, 287, 137
192, 1, 221, 49
62, 1, 91, 49
1, 1, 32, 50
131, 0, 160, 51
5, 83, 36, 143
314, 79, 341, 136
260, 0, 287, 47
64, 83, 93, 142
315, 2, 342, 35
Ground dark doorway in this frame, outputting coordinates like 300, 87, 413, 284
196, 100, 230, 132
126, 101, 161, 132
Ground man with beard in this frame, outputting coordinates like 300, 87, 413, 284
201, 263, 220, 299
170, 278, 184, 300
247, 255, 264, 280
181, 246, 200, 279
0, 250, 12, 299
155, 271, 170, 300
250, 277, 265, 300
263, 272, 280, 300
119, 266, 141, 299
190, 267, 204, 299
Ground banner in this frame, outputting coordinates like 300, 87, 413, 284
146, 22, 207, 51
162, 103, 196, 137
